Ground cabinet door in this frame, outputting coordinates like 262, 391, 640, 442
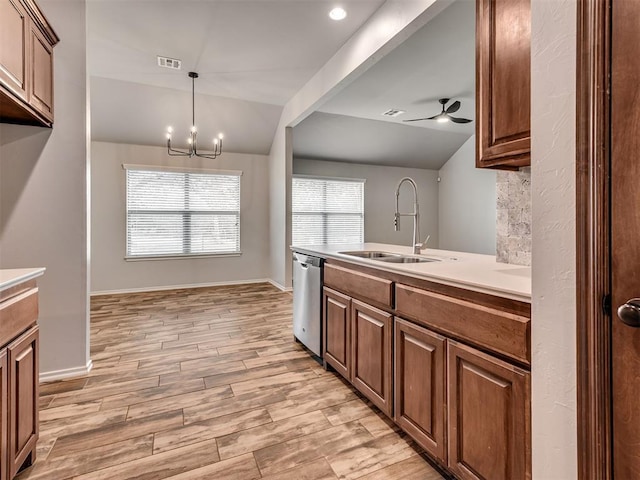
351, 299, 392, 416
394, 318, 446, 463
28, 23, 53, 122
323, 287, 351, 380
448, 341, 530, 480
0, 0, 30, 101
8, 326, 38, 479
0, 350, 7, 480
476, 0, 531, 169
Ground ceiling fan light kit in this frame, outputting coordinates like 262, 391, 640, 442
165, 72, 224, 159
404, 98, 472, 124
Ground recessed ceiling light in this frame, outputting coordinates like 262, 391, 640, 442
329, 7, 347, 21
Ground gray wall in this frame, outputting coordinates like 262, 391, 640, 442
0, 0, 90, 379
91, 142, 270, 293
438, 136, 496, 254
293, 158, 439, 248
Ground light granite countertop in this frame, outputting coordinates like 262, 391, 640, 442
292, 243, 531, 303
0, 268, 46, 293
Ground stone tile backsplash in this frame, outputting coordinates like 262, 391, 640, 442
496, 167, 531, 266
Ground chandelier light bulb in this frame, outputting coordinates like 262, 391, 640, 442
218, 133, 224, 139
187, 137, 193, 144
167, 126, 173, 134
214, 138, 219, 145
166, 133, 171, 140
437, 116, 449, 123
191, 125, 197, 133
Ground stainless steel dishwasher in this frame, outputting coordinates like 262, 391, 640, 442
292, 252, 323, 357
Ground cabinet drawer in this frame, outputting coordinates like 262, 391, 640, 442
396, 284, 530, 365
0, 287, 38, 347
324, 264, 393, 308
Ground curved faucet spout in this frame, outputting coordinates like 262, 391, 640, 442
394, 177, 422, 254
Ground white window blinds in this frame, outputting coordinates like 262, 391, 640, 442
124, 166, 241, 258
292, 176, 364, 246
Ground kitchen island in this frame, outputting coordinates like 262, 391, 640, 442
292, 243, 531, 480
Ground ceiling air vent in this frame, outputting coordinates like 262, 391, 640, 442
157, 56, 182, 70
382, 109, 405, 118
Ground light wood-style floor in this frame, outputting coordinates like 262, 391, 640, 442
16, 283, 444, 480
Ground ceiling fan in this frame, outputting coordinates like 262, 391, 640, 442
403, 98, 472, 124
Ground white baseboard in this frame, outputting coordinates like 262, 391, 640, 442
90, 278, 275, 296
267, 279, 293, 292
40, 359, 93, 383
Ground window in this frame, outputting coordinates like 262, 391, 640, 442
292, 176, 364, 246
124, 165, 241, 258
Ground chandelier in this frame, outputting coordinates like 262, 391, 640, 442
166, 72, 224, 159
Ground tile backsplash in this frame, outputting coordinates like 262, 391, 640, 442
496, 167, 531, 266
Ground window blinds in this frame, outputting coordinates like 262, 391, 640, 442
292, 176, 364, 246
125, 167, 241, 258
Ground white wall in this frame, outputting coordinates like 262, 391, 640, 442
91, 142, 270, 293
0, 0, 90, 379
269, 0, 446, 288
293, 159, 439, 247
530, 0, 577, 477
438, 136, 496, 254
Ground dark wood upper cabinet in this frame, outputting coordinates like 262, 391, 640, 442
476, 0, 531, 169
0, 0, 58, 127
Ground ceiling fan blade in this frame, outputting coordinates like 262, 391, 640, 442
445, 101, 461, 114
449, 116, 472, 124
403, 115, 439, 122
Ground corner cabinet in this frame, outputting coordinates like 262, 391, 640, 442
322, 259, 531, 480
476, 0, 531, 169
0, 0, 58, 127
0, 276, 41, 479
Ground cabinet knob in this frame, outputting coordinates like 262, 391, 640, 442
617, 298, 640, 327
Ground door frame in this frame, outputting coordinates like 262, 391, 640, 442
576, 0, 612, 478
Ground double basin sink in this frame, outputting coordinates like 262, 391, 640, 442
339, 250, 440, 264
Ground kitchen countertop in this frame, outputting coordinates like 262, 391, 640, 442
292, 243, 531, 303
0, 268, 46, 293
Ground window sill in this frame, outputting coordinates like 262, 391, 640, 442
124, 252, 242, 262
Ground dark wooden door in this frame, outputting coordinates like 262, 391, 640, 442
0, 349, 7, 480
447, 341, 530, 480
8, 326, 38, 479
323, 287, 351, 380
351, 299, 392, 416
394, 317, 446, 463
611, 1, 640, 476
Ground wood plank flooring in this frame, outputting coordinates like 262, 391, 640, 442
16, 283, 444, 480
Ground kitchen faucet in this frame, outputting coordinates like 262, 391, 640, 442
394, 177, 429, 254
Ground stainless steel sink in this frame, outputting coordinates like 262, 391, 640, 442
339, 250, 399, 259
377, 256, 436, 264
338, 250, 439, 264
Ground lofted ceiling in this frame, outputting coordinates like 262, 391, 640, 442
293, 0, 475, 169
88, 0, 387, 153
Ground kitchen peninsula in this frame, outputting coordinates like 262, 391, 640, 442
292, 243, 531, 480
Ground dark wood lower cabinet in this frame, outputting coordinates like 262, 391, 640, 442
351, 300, 392, 416
0, 350, 7, 480
7, 326, 38, 479
448, 340, 530, 480
323, 287, 351, 380
321, 261, 531, 480
394, 317, 446, 463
